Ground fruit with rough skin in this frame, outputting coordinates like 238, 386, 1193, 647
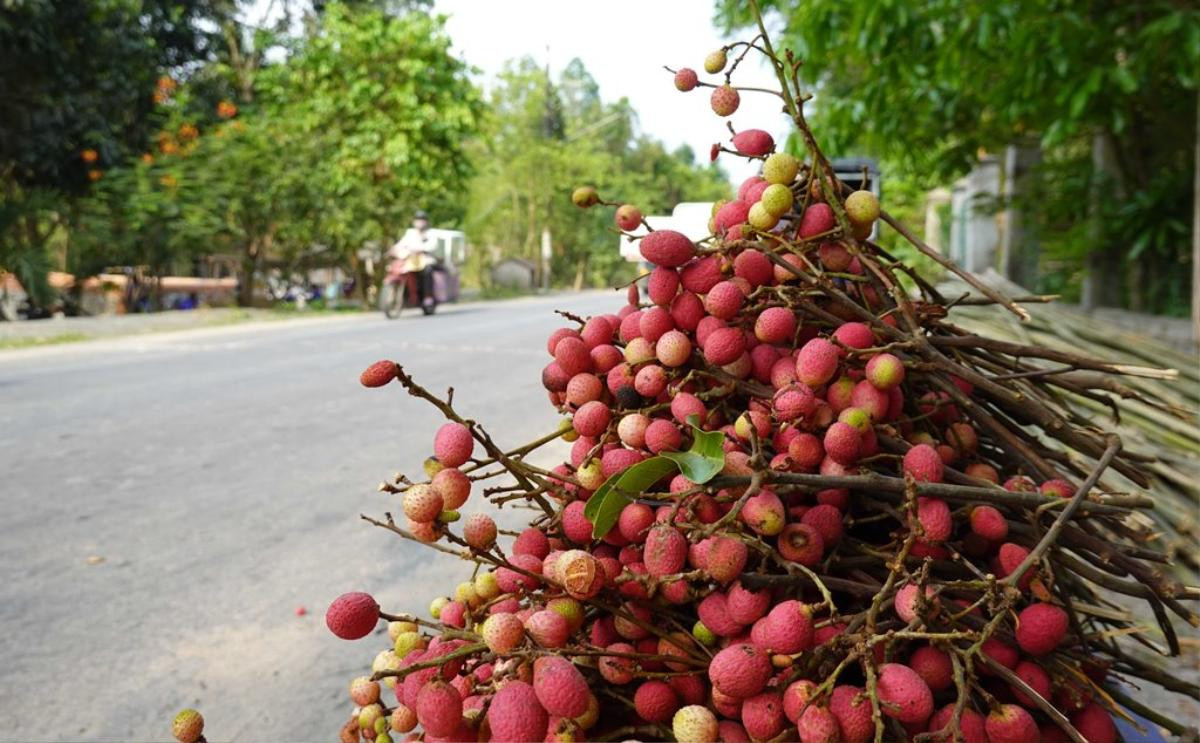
865, 353, 905, 390
533, 655, 590, 717
704, 49, 727, 73
909, 644, 953, 692
525, 608, 570, 647
1040, 478, 1076, 499
742, 691, 785, 740
903, 444, 944, 483
674, 68, 699, 91
711, 85, 740, 116
818, 241, 852, 271
763, 152, 799, 185
844, 190, 880, 226
389, 704, 417, 733
488, 680, 548, 743
823, 421, 861, 465
894, 583, 936, 623
599, 642, 637, 684
360, 360, 396, 388
326, 591, 379, 640
801, 503, 844, 544
572, 400, 611, 438
742, 490, 785, 536
705, 536, 748, 583
705, 280, 744, 320
732, 129, 775, 156
615, 204, 642, 231
432, 467, 470, 510
1011, 659, 1052, 707
1015, 602, 1069, 656
715, 200, 751, 233
797, 704, 840, 743
798, 202, 835, 238
673, 705, 719, 742
760, 183, 793, 217
774, 385, 817, 421
656, 329, 693, 368
1071, 703, 1117, 743
927, 705, 987, 743
917, 497, 952, 542
796, 337, 840, 387
980, 637, 1019, 673
462, 513, 497, 550
708, 643, 772, 698
172, 709, 204, 743
640, 230, 696, 268
829, 685, 873, 743
776, 522, 824, 566
876, 662, 934, 724
634, 679, 679, 723
703, 326, 747, 365
758, 600, 814, 654
985, 704, 1039, 743
747, 202, 779, 231
434, 422, 474, 468
617, 502, 655, 544
644, 525, 687, 576
755, 306, 796, 344
969, 505, 1008, 542
416, 680, 462, 737
726, 580, 772, 624
403, 483, 444, 523
350, 676, 381, 706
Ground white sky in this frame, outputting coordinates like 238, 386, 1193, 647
433, 0, 788, 187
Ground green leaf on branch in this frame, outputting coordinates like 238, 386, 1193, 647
661, 420, 726, 484
583, 457, 678, 539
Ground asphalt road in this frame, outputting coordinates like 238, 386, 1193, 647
0, 291, 617, 741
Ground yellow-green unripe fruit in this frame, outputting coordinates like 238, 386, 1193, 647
423, 457, 443, 478
571, 186, 599, 208
558, 417, 578, 442
393, 631, 425, 658
387, 620, 418, 641
762, 152, 799, 185
455, 581, 477, 606
429, 596, 449, 618
359, 704, 383, 730
474, 571, 500, 600
437, 509, 460, 524
576, 459, 604, 491
692, 620, 717, 646
704, 49, 727, 74
748, 202, 779, 231
760, 183, 793, 217
844, 189, 880, 225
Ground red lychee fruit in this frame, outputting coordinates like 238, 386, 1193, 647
865, 353, 905, 390
726, 581, 771, 624
969, 505, 1008, 542
708, 643, 772, 699
980, 637, 1019, 673
640, 229, 696, 268
463, 513, 497, 550
638, 307, 675, 343
525, 608, 570, 648
572, 400, 611, 437
710, 84, 740, 116
732, 129, 775, 156
829, 685, 873, 743
797, 704, 840, 743
985, 704, 1039, 743
542, 362, 571, 392
554, 335, 593, 376
776, 522, 824, 567
533, 656, 589, 718
615, 204, 643, 231
742, 490, 786, 536
599, 641, 637, 684
1040, 478, 1076, 499
646, 418, 682, 454
633, 679, 679, 723
680, 255, 722, 293
833, 321, 875, 350
634, 363, 667, 397
755, 306, 796, 344
796, 338, 840, 387
823, 421, 861, 465
1011, 659, 1052, 707
1071, 702, 1117, 743
788, 433, 825, 471
487, 680, 548, 743
703, 326, 747, 366
916, 497, 952, 543
715, 200, 751, 232
758, 600, 814, 654
996, 542, 1034, 590
818, 241, 852, 271
360, 360, 396, 388
496, 553, 543, 592
673, 704, 718, 742
670, 391, 707, 426
617, 502, 655, 544
876, 663, 934, 724
403, 483, 443, 523
580, 315, 613, 348
928, 705, 988, 743
601, 447, 645, 478
647, 266, 680, 306
798, 203, 835, 239
894, 582, 936, 624
774, 384, 817, 421
1015, 602, 1069, 656
561, 501, 593, 545
326, 591, 379, 640
481, 612, 524, 653
704, 280, 744, 320
655, 329, 693, 368
742, 691, 785, 740
434, 422, 474, 468
965, 462, 1000, 483
645, 525, 687, 576
908, 645, 953, 692
432, 467, 470, 510
733, 249, 774, 287
674, 68, 699, 91
513, 527, 550, 559
697, 592, 743, 637
903, 444, 944, 483
416, 680, 462, 737
706, 536, 748, 583
801, 504, 844, 544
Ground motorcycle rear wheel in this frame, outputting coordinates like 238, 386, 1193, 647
380, 283, 403, 319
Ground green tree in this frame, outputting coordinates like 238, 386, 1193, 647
718, 0, 1198, 314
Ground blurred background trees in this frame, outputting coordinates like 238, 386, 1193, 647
719, 0, 1198, 317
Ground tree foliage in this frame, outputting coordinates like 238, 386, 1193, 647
717, 0, 1198, 314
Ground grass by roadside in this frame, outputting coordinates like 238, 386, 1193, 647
0, 332, 92, 350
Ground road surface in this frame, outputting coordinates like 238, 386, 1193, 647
0, 292, 616, 741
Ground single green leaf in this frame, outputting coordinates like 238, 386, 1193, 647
661, 419, 727, 484
583, 457, 678, 539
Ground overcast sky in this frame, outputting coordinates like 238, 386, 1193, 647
433, 0, 789, 187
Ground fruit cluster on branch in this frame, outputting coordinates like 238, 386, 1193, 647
301, 10, 1200, 743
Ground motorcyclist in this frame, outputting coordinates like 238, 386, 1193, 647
386, 210, 440, 305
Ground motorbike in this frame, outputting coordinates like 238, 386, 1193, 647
380, 258, 447, 318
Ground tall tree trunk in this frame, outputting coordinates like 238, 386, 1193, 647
239, 242, 258, 307
1081, 131, 1127, 312
999, 142, 1041, 289
1192, 88, 1199, 348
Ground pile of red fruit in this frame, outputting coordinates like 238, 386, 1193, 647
322, 19, 1198, 743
